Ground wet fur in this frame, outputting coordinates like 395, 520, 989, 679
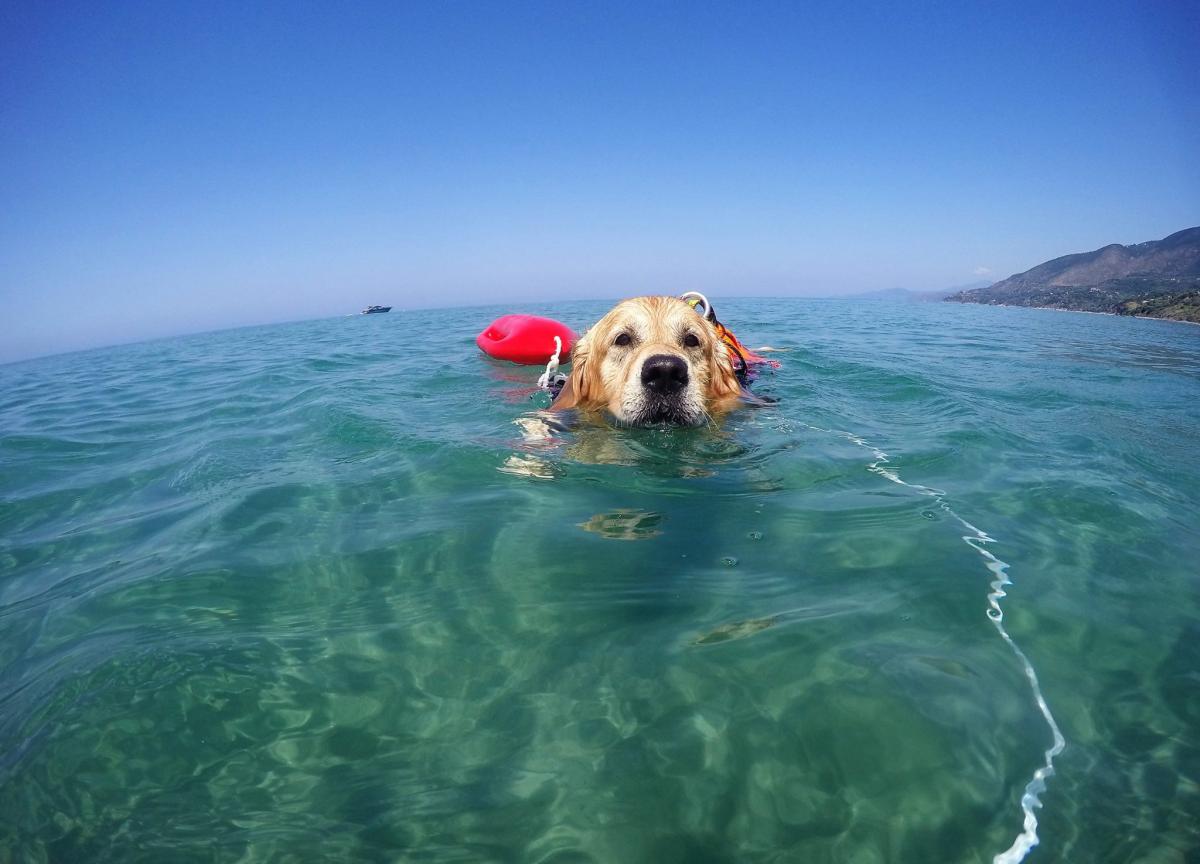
550, 296, 743, 426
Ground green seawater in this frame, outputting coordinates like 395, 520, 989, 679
1, 299, 1198, 863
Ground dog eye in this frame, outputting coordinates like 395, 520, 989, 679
614, 333, 632, 347
683, 332, 701, 348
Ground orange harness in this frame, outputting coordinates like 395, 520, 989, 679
682, 294, 779, 383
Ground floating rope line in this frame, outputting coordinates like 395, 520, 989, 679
819, 425, 1066, 863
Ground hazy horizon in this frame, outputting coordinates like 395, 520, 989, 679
0, 288, 972, 366
2, 1, 1197, 363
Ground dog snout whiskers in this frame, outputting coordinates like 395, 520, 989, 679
640, 354, 689, 395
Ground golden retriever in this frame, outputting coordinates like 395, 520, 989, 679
550, 296, 743, 426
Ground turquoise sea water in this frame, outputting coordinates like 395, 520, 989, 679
2, 299, 1198, 863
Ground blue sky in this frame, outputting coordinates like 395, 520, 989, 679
1, 0, 1197, 362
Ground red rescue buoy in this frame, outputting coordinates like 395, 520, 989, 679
476, 315, 577, 365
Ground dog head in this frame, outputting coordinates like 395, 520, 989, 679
551, 296, 742, 426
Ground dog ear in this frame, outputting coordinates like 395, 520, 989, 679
707, 336, 743, 401
550, 333, 592, 410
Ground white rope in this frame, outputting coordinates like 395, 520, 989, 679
537, 335, 564, 390
819, 425, 1065, 862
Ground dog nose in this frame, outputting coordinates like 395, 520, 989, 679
641, 354, 689, 394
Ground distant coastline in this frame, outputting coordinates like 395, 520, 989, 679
950, 300, 1200, 326
944, 227, 1200, 323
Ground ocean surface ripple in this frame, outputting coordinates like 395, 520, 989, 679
1, 299, 1198, 862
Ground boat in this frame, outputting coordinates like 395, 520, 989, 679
361, 305, 392, 314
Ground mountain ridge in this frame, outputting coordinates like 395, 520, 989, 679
945, 227, 1200, 322
845, 281, 991, 302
